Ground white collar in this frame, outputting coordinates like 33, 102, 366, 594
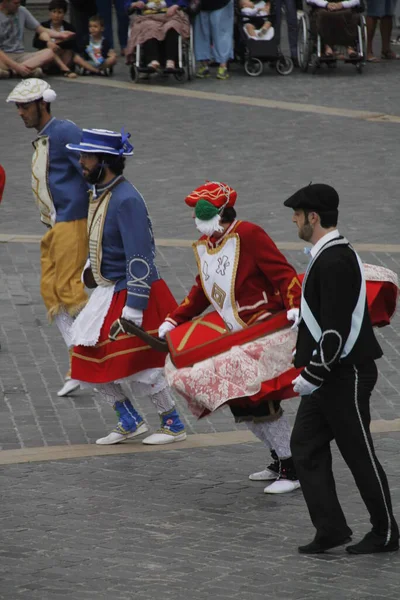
310, 229, 340, 258
209, 219, 238, 248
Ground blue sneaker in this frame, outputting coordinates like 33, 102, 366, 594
96, 399, 149, 445
142, 408, 187, 445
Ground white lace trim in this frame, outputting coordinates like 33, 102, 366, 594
71, 285, 115, 346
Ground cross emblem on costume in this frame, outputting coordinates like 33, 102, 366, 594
216, 255, 230, 276
202, 261, 210, 281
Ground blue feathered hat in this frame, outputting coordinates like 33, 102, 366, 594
67, 128, 134, 156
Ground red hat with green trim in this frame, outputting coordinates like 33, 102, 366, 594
185, 181, 237, 237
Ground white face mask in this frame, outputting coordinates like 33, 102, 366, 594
195, 213, 224, 236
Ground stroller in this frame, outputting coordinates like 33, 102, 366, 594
234, 0, 293, 75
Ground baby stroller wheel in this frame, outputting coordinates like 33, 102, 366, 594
276, 56, 293, 75
356, 62, 363, 74
244, 58, 263, 77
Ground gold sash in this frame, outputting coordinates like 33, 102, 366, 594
87, 178, 124, 287
32, 136, 55, 227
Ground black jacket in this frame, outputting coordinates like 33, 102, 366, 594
33, 20, 78, 52
295, 236, 383, 386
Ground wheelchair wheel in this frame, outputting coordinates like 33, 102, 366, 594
297, 13, 311, 72
130, 64, 141, 83
276, 56, 294, 75
311, 54, 319, 74
175, 67, 189, 83
361, 15, 367, 61
244, 58, 263, 76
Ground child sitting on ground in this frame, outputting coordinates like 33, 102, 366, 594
75, 15, 117, 75
240, 0, 275, 41
33, 0, 78, 78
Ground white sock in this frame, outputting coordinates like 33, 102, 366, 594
245, 421, 272, 448
54, 309, 75, 348
96, 382, 127, 407
261, 415, 292, 459
149, 386, 176, 414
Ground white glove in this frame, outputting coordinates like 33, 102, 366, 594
122, 306, 143, 327
292, 374, 319, 396
158, 320, 176, 339
287, 308, 300, 330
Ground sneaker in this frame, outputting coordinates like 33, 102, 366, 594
57, 378, 80, 397
142, 408, 187, 445
264, 456, 301, 494
96, 422, 149, 445
96, 399, 148, 445
196, 64, 210, 78
264, 479, 301, 494
216, 66, 229, 80
249, 450, 280, 480
249, 466, 279, 481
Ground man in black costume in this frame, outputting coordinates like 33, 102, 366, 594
285, 183, 399, 555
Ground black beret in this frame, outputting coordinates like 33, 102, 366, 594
284, 183, 339, 212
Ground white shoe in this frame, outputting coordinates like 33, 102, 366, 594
96, 422, 149, 445
142, 430, 187, 445
57, 378, 81, 397
249, 467, 278, 481
264, 479, 301, 494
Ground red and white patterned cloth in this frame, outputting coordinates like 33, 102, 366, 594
165, 264, 398, 419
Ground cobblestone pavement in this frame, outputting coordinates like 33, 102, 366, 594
0, 12, 400, 599
1, 437, 400, 600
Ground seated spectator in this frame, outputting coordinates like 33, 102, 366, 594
306, 0, 361, 58
125, 0, 189, 71
0, 0, 75, 79
194, 0, 234, 80
74, 14, 117, 75
240, 0, 275, 40
33, 0, 78, 78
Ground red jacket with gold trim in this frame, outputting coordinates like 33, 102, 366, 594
167, 220, 301, 326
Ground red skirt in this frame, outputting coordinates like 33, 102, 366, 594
71, 279, 177, 384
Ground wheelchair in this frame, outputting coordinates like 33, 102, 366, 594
297, 2, 367, 74
128, 9, 196, 84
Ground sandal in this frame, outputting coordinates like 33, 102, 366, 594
366, 55, 380, 62
381, 50, 400, 59
63, 70, 78, 78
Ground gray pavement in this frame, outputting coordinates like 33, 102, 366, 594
1, 10, 400, 599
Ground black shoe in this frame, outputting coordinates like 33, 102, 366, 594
346, 531, 399, 555
298, 535, 352, 554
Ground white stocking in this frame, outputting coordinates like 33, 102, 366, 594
149, 386, 176, 414
261, 415, 292, 459
96, 382, 127, 407
54, 309, 75, 348
245, 421, 272, 449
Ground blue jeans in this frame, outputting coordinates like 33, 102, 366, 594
275, 0, 298, 59
194, 1, 234, 64
96, 0, 129, 50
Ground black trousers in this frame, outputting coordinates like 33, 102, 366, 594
143, 29, 180, 65
291, 361, 398, 543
